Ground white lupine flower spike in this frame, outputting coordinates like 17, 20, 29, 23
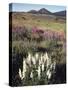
19, 68, 22, 78
18, 52, 56, 82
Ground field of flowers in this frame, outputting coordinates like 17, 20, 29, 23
9, 10, 66, 86
10, 25, 66, 86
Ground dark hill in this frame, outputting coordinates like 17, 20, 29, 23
28, 8, 52, 14
38, 8, 51, 14
28, 8, 66, 17
53, 10, 66, 16
28, 10, 38, 14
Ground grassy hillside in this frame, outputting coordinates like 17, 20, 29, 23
12, 12, 66, 32
10, 12, 66, 86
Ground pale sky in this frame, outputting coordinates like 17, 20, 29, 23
9, 3, 66, 13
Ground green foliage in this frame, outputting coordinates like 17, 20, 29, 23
11, 22, 66, 86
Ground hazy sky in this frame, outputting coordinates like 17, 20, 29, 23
9, 3, 66, 13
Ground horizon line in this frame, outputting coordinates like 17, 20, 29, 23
9, 3, 66, 13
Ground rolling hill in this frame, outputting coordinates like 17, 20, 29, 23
28, 8, 52, 14
53, 10, 66, 16
28, 8, 66, 17
38, 8, 51, 14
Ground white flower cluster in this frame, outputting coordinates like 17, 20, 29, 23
19, 52, 56, 80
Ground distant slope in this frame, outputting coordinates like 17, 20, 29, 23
28, 8, 66, 17
53, 10, 66, 16
28, 8, 52, 14
28, 10, 38, 14
38, 8, 51, 14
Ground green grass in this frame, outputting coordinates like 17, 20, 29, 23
12, 13, 66, 32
